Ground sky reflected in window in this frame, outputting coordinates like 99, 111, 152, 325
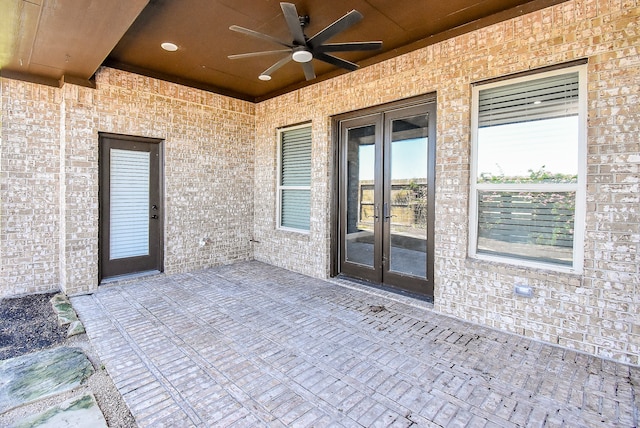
477, 116, 578, 178
359, 138, 428, 180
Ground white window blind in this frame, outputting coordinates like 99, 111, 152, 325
478, 72, 579, 127
110, 149, 150, 260
279, 125, 311, 231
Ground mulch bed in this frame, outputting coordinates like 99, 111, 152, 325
0, 293, 68, 361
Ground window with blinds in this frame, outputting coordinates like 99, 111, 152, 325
470, 66, 586, 271
278, 124, 312, 231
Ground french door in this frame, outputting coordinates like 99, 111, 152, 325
99, 134, 163, 281
338, 101, 435, 298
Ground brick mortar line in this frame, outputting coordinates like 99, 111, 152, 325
93, 71, 256, 118
334, 265, 639, 369
124, 284, 291, 426
73, 297, 185, 421
208, 266, 635, 425
140, 278, 362, 426
72, 296, 144, 367
89, 290, 205, 426
216, 270, 532, 425
200, 272, 511, 425
81, 265, 639, 426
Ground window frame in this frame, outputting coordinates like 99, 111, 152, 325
468, 65, 587, 274
276, 123, 312, 233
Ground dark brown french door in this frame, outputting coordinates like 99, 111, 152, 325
337, 100, 436, 298
99, 134, 163, 281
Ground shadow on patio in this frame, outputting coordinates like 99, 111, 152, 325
72, 261, 639, 427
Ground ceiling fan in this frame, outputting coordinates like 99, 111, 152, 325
228, 2, 382, 81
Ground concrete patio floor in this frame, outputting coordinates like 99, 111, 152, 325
71, 261, 639, 427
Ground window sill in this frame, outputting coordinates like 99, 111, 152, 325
276, 226, 311, 236
466, 253, 583, 277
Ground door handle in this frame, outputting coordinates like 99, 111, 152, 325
384, 202, 395, 221
151, 215, 158, 219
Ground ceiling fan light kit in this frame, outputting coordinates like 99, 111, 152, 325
228, 2, 382, 81
292, 48, 313, 63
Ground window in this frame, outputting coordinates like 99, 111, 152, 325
278, 124, 312, 232
469, 66, 586, 272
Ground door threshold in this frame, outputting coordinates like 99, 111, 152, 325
332, 274, 434, 305
100, 270, 162, 286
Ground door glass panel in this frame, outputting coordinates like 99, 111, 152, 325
345, 125, 376, 267
110, 148, 150, 260
388, 114, 429, 277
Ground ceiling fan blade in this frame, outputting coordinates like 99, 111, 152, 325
228, 50, 292, 60
260, 54, 293, 78
280, 2, 306, 45
316, 41, 382, 53
307, 10, 363, 47
314, 52, 359, 71
229, 25, 293, 48
302, 62, 316, 81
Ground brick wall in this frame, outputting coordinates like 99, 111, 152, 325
254, 0, 639, 364
0, 82, 62, 296
1, 68, 255, 297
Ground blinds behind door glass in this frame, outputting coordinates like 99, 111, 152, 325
110, 149, 150, 260
281, 126, 311, 230
478, 72, 579, 127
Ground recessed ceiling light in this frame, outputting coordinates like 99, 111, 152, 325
258, 74, 272, 81
161, 42, 178, 52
